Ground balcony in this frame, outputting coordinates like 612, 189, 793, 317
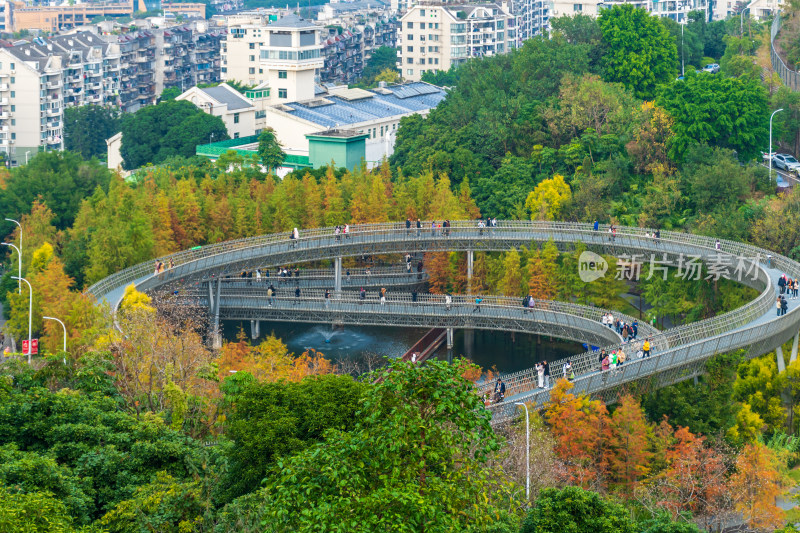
0, 84, 9, 91
87, 94, 102, 103
47, 120, 59, 129
46, 80, 62, 90
46, 107, 61, 117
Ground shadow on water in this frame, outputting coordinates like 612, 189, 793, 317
222, 321, 584, 373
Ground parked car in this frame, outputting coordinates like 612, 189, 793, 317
773, 153, 800, 173
702, 63, 720, 73
762, 151, 775, 162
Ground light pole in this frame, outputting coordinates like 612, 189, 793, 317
770, 108, 785, 182
43, 316, 66, 363
514, 402, 530, 501
25, 151, 30, 164
681, 23, 685, 77
741, 0, 756, 36
12, 275, 31, 364
2, 242, 20, 293
4, 218, 21, 278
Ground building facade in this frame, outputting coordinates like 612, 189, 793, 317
0, 24, 222, 165
223, 14, 323, 103
396, 3, 519, 82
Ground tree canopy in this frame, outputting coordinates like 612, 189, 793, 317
119, 99, 228, 170
63, 105, 121, 161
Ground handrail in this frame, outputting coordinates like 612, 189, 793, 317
88, 221, 799, 411
771, 12, 800, 91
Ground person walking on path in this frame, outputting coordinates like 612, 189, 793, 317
445, 293, 452, 311
543, 360, 551, 388
642, 339, 652, 357
593, 220, 599, 231
781, 295, 789, 316
406, 218, 411, 236
778, 296, 783, 316
779, 275, 787, 295
598, 349, 606, 371
536, 363, 544, 388
715, 239, 721, 251
472, 296, 483, 313
324, 289, 331, 308
294, 285, 300, 303
494, 378, 506, 403
380, 287, 387, 306
359, 287, 366, 304
416, 218, 422, 237
601, 353, 610, 371
267, 284, 275, 306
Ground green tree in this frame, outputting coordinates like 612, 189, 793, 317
221, 374, 366, 502
361, 46, 398, 83
259, 360, 516, 531
520, 486, 637, 533
256, 128, 286, 174
0, 486, 82, 532
159, 86, 182, 102
0, 151, 112, 230
657, 72, 769, 160
119, 99, 228, 169
63, 104, 121, 160
599, 4, 678, 99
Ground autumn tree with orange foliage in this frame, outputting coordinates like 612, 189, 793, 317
544, 380, 611, 490
608, 394, 653, 496
729, 442, 785, 531
216, 333, 334, 383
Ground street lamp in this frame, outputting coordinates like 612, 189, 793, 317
12, 275, 31, 364
4, 217, 21, 271
770, 108, 785, 182
514, 402, 530, 501
741, 0, 757, 35
2, 242, 20, 293
43, 316, 67, 363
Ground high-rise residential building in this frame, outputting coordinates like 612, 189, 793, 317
0, 24, 222, 166
396, 3, 519, 82
223, 14, 323, 103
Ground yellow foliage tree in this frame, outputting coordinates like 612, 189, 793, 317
525, 174, 571, 220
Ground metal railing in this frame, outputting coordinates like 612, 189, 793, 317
88, 221, 799, 410
771, 13, 800, 91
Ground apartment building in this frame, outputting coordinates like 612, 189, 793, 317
397, 3, 519, 82
0, 24, 222, 165
223, 14, 323, 102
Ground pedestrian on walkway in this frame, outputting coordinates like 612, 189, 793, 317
325, 289, 331, 308
601, 353, 610, 371
593, 220, 599, 231
778, 296, 783, 316
445, 293, 452, 310
781, 296, 788, 316
406, 218, 411, 236
472, 296, 483, 313
494, 378, 506, 403
267, 285, 275, 306
411, 289, 418, 302
380, 287, 387, 306
543, 360, 550, 388
642, 339, 651, 357
536, 363, 544, 388
294, 285, 300, 302
715, 239, 721, 251
416, 218, 422, 237
360, 287, 366, 304
779, 275, 787, 295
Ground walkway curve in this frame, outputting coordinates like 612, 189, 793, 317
87, 221, 800, 415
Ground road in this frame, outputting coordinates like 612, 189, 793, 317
760, 161, 799, 185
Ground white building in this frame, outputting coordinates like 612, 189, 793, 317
397, 3, 520, 82
264, 81, 446, 165
223, 14, 323, 103
177, 83, 260, 140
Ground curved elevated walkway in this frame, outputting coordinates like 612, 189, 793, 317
88, 222, 800, 417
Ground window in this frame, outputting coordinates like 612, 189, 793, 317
420, 22, 425, 29
372, 128, 376, 138
407, 34, 413, 40
10, 119, 14, 125
497, 20, 505, 29
259, 68, 263, 74
407, 22, 413, 28
9, 92, 13, 98
407, 68, 414, 75
407, 46, 413, 52
278, 70, 287, 79
249, 55, 255, 61
435, 58, 439, 64
10, 133, 14, 140
451, 23, 466, 33
428, 58, 433, 64
249, 43, 255, 49
407, 57, 413, 64
434, 23, 439, 28
420, 9, 425, 15
10, 105, 14, 112
234, 132, 240, 139
255, 110, 266, 119
420, 69, 425, 74
380, 125, 384, 136
234, 113, 240, 124
278, 88, 287, 98
574, 3, 583, 10
451, 35, 467, 45
249, 67, 255, 74
9, 62, 13, 70
418, 58, 425, 65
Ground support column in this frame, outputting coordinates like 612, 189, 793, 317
212, 277, 222, 350
207, 280, 215, 313
778, 345, 786, 373
250, 320, 260, 340
334, 257, 342, 296
446, 327, 454, 349
467, 249, 474, 293
792, 331, 799, 364
464, 328, 474, 358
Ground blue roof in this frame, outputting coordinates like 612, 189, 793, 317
281, 82, 446, 129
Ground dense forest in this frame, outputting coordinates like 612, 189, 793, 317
3, 4, 800, 531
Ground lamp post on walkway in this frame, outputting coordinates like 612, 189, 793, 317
4, 217, 20, 290
2, 242, 20, 293
770, 108, 785, 182
43, 316, 66, 364
514, 401, 530, 501
12, 276, 31, 364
